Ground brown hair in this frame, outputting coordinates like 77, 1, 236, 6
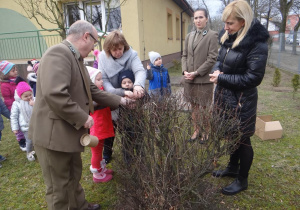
194, 8, 208, 19
0, 66, 16, 80
103, 30, 130, 57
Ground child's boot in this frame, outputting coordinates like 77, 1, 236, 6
19, 139, 26, 152
0, 155, 6, 162
90, 166, 113, 183
27, 151, 35, 161
92, 171, 113, 183
90, 163, 113, 174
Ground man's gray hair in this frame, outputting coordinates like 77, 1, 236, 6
67, 20, 95, 40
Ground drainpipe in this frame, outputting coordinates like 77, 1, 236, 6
181, 8, 190, 55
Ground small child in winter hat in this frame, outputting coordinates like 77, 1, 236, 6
0, 60, 15, 75
32, 62, 40, 74
16, 82, 32, 98
148, 51, 161, 65
118, 70, 135, 87
27, 59, 39, 72
86, 66, 101, 84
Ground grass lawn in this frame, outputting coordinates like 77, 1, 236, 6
0, 66, 299, 209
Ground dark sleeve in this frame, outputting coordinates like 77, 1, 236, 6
218, 42, 268, 90
0, 98, 10, 119
211, 61, 221, 73
167, 71, 171, 84
146, 69, 154, 80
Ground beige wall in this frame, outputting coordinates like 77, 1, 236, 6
1, 0, 192, 61
121, 0, 192, 61
120, 0, 143, 57
0, 0, 59, 33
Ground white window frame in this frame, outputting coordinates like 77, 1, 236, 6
63, 0, 120, 32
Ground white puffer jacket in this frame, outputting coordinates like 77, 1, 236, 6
10, 90, 34, 132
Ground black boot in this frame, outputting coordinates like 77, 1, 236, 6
221, 177, 248, 195
212, 164, 239, 177
18, 139, 26, 152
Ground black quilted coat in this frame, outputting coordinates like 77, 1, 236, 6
212, 19, 270, 137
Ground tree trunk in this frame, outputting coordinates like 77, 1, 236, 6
292, 18, 300, 55
279, 0, 294, 52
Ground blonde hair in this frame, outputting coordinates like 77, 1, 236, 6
103, 30, 130, 57
220, 0, 253, 48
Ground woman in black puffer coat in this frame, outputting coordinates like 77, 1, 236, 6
209, 0, 269, 195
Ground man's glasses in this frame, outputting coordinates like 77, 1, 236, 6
88, 33, 99, 47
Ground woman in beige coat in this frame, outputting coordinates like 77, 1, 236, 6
182, 8, 218, 143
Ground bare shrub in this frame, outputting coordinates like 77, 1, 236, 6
113, 91, 242, 209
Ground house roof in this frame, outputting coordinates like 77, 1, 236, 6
172, 0, 194, 17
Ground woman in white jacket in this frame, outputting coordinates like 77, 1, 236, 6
10, 82, 35, 161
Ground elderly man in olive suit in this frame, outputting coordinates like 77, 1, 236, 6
29, 20, 130, 210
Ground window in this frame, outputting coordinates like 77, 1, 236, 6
65, 3, 81, 27
85, 1, 103, 31
167, 8, 173, 40
176, 16, 180, 40
64, 0, 121, 32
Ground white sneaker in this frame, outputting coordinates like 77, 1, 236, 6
20, 146, 27, 152
27, 151, 35, 162
90, 163, 113, 174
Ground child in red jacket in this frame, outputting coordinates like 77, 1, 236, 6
0, 61, 26, 151
87, 66, 114, 183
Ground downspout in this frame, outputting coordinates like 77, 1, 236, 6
179, 0, 193, 55
181, 8, 190, 55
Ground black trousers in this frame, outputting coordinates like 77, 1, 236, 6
103, 121, 117, 160
229, 136, 254, 179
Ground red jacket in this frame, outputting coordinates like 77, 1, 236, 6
1, 80, 17, 111
90, 87, 114, 140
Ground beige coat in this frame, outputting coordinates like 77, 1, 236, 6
182, 27, 219, 84
28, 40, 121, 153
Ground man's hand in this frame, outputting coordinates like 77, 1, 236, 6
13, 130, 19, 134
84, 115, 94, 129
120, 97, 136, 106
133, 85, 145, 99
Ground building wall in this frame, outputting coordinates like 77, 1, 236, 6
0, 0, 58, 33
120, 0, 143, 58
121, 0, 192, 62
1, 0, 193, 62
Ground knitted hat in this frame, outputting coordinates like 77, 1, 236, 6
86, 66, 101, 84
93, 50, 100, 63
118, 70, 135, 86
16, 81, 32, 98
148, 51, 161, 65
27, 59, 38, 71
0, 60, 15, 75
33, 62, 40, 74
